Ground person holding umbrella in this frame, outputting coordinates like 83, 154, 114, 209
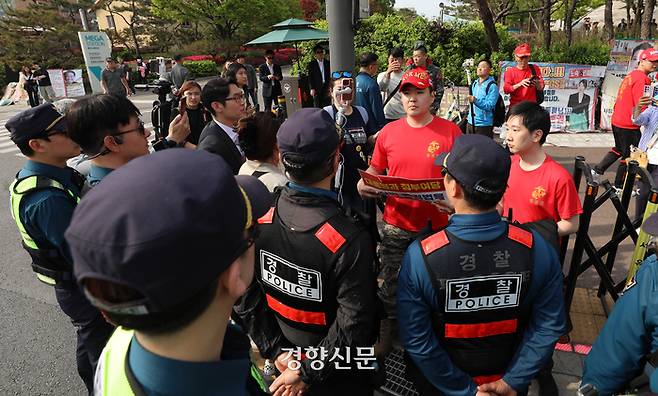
466, 59, 499, 138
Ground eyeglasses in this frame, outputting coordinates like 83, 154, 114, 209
266, 56, 274, 60
113, 121, 146, 137
517, 56, 530, 59
332, 71, 353, 79
226, 94, 246, 102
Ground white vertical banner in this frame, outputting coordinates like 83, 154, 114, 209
48, 69, 66, 98
78, 32, 112, 94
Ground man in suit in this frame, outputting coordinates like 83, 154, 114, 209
308, 44, 331, 108
258, 50, 283, 112
197, 78, 246, 174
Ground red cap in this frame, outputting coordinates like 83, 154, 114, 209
639, 48, 658, 62
514, 43, 532, 57
400, 68, 433, 90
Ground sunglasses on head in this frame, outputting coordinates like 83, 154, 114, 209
331, 71, 353, 79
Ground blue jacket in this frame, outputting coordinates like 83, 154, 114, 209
467, 76, 499, 127
16, 160, 81, 265
397, 211, 567, 396
582, 255, 658, 395
355, 71, 386, 131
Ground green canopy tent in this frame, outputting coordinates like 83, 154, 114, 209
245, 18, 329, 71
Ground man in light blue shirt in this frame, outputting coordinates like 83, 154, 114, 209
467, 60, 499, 138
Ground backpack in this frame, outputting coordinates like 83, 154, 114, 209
485, 80, 506, 127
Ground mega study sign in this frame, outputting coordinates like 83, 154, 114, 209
78, 32, 112, 93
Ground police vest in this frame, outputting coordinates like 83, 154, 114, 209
256, 204, 363, 347
98, 327, 269, 396
9, 175, 80, 286
419, 224, 533, 384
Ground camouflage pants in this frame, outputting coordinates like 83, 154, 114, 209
377, 223, 417, 319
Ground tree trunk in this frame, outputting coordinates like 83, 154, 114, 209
541, 0, 552, 48
564, 0, 578, 45
642, 0, 656, 37
605, 0, 614, 40
631, 0, 644, 36
475, 0, 500, 51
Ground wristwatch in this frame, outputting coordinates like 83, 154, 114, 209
577, 383, 598, 396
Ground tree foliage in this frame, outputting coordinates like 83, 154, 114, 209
0, 1, 84, 69
151, 0, 302, 43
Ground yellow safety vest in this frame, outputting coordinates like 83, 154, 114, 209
9, 175, 79, 285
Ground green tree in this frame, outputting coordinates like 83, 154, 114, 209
95, 0, 155, 57
151, 0, 302, 43
0, 1, 83, 69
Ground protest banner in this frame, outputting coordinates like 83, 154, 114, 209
499, 62, 606, 132
358, 170, 446, 202
47, 69, 86, 98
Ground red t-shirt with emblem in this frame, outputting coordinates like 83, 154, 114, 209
503, 154, 583, 224
503, 64, 545, 107
611, 69, 650, 130
371, 116, 461, 232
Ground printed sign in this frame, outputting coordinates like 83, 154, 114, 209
499, 62, 605, 132
445, 274, 522, 312
48, 69, 85, 98
358, 170, 445, 201
78, 31, 112, 93
260, 250, 322, 302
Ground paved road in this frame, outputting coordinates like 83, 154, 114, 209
0, 96, 634, 395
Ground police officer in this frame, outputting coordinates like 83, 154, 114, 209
6, 104, 114, 394
64, 149, 272, 395
397, 134, 566, 396
580, 212, 658, 396
234, 108, 379, 395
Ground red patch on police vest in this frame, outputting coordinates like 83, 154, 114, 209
472, 374, 503, 386
266, 294, 327, 325
507, 225, 533, 248
257, 207, 275, 224
421, 230, 449, 255
315, 222, 346, 253
444, 319, 518, 339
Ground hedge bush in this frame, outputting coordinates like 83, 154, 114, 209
292, 15, 612, 85
182, 60, 218, 77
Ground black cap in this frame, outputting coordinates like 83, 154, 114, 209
66, 149, 271, 316
435, 134, 511, 195
5, 103, 67, 144
277, 108, 340, 168
642, 213, 658, 235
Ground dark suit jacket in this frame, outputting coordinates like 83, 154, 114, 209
308, 58, 330, 92
567, 92, 590, 115
258, 63, 283, 98
197, 121, 244, 175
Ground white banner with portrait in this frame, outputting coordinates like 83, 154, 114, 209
499, 62, 606, 132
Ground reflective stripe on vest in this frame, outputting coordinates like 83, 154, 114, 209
101, 327, 136, 396
9, 175, 79, 285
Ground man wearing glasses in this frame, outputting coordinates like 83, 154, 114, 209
6, 104, 115, 394
308, 44, 331, 108
234, 109, 379, 395
503, 43, 545, 109
65, 149, 273, 395
67, 94, 171, 187
258, 49, 283, 112
197, 78, 248, 174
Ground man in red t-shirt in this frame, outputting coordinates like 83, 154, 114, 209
594, 48, 658, 187
503, 101, 583, 236
504, 43, 545, 108
358, 68, 461, 357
